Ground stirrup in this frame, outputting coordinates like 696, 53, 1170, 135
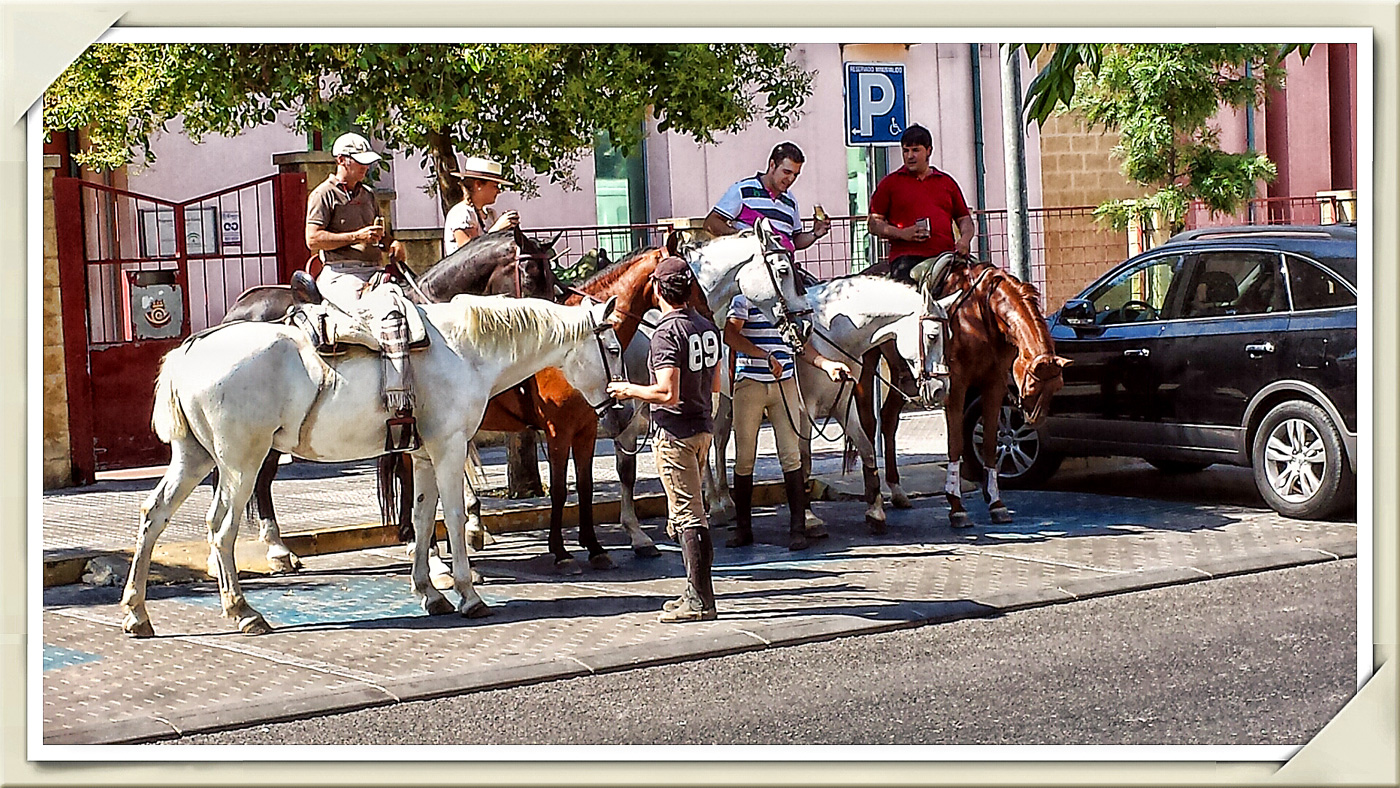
386, 413, 422, 453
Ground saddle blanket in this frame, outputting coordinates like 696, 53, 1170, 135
290, 284, 429, 353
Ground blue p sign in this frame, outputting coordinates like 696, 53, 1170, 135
846, 62, 907, 146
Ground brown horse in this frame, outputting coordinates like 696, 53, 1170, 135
918, 256, 1070, 527
477, 246, 712, 571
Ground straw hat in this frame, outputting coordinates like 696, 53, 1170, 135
451, 156, 511, 185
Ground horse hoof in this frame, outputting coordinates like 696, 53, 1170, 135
990, 505, 1014, 525
633, 544, 663, 559
589, 553, 615, 571
890, 489, 913, 509
709, 506, 736, 527
268, 555, 301, 575
555, 557, 583, 576
431, 572, 455, 591
426, 597, 456, 616
468, 530, 487, 552
240, 615, 273, 636
123, 617, 155, 638
865, 515, 888, 535
461, 600, 492, 619
950, 512, 974, 529
472, 569, 483, 585
805, 523, 830, 540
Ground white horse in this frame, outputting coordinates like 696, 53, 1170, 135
609, 220, 816, 543
703, 275, 951, 531
121, 295, 622, 637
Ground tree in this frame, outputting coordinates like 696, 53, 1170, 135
1015, 43, 1313, 235
46, 43, 813, 499
44, 43, 813, 213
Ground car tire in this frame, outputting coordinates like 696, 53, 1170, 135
1147, 459, 1214, 474
1251, 400, 1353, 520
962, 396, 1062, 489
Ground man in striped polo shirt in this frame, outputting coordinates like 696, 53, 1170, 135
703, 142, 831, 252
723, 290, 851, 551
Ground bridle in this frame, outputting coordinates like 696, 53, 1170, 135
580, 304, 628, 418
754, 243, 814, 353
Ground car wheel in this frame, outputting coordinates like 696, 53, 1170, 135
1251, 400, 1353, 520
963, 397, 1062, 488
1147, 459, 1214, 474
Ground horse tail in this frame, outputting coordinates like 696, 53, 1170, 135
151, 347, 190, 443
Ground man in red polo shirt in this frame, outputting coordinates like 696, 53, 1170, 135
867, 124, 975, 284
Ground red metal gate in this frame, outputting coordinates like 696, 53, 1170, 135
54, 173, 308, 481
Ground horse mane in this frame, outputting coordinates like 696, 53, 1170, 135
431, 294, 595, 362
575, 247, 660, 294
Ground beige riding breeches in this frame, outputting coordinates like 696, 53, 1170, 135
731, 376, 803, 476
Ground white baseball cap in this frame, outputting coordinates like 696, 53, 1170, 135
331, 132, 382, 165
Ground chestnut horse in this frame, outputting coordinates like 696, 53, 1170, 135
911, 255, 1070, 527
478, 246, 712, 571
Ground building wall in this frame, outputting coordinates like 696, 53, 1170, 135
42, 156, 72, 488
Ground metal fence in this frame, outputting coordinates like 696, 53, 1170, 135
527, 193, 1355, 305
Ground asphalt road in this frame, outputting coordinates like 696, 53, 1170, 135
168, 557, 1357, 746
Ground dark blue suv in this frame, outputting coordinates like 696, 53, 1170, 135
967, 224, 1358, 520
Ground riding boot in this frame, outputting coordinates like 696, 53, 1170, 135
660, 527, 717, 622
726, 473, 754, 548
784, 469, 810, 551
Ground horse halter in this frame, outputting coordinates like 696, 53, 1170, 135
756, 245, 814, 353
582, 309, 628, 417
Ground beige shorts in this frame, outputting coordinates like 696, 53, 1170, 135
731, 376, 803, 476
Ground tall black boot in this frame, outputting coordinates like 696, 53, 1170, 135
784, 470, 810, 551
659, 527, 717, 622
726, 473, 754, 548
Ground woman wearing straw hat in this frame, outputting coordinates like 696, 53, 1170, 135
443, 155, 521, 255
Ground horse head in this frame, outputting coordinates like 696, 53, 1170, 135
1014, 352, 1071, 427
915, 278, 952, 407
514, 227, 566, 302
736, 217, 814, 351
555, 295, 632, 424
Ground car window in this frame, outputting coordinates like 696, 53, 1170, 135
1086, 254, 1184, 325
1182, 251, 1285, 318
1287, 256, 1356, 310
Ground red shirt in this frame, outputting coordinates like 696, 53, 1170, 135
869, 165, 970, 261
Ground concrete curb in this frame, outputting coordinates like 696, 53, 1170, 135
41, 479, 795, 588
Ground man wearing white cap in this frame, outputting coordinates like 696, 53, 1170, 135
305, 132, 406, 306
443, 156, 520, 255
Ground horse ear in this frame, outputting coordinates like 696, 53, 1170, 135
598, 295, 618, 323
546, 231, 564, 249
1054, 355, 1073, 368
665, 230, 682, 256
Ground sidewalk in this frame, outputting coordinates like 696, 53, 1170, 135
38, 408, 1357, 746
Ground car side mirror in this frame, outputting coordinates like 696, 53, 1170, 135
1061, 299, 1096, 327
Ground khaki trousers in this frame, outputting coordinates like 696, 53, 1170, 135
654, 430, 713, 531
731, 376, 803, 476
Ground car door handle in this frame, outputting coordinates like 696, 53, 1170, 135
1123, 348, 1150, 358
1245, 342, 1276, 357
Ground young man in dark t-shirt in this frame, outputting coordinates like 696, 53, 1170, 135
607, 256, 723, 622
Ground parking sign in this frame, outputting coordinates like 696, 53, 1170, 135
845, 62, 907, 146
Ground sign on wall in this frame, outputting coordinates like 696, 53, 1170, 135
845, 62, 908, 146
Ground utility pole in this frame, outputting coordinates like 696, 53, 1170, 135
1000, 44, 1032, 283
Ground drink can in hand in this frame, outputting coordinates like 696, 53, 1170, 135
915, 217, 931, 234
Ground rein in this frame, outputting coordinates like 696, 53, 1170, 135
563, 284, 659, 330
808, 324, 917, 405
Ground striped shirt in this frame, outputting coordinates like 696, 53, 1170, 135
728, 293, 796, 383
713, 173, 802, 251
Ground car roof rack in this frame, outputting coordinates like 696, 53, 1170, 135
1163, 223, 1356, 244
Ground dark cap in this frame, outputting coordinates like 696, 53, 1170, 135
650, 255, 694, 284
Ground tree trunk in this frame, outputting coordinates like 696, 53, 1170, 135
506, 431, 546, 498
425, 127, 464, 218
